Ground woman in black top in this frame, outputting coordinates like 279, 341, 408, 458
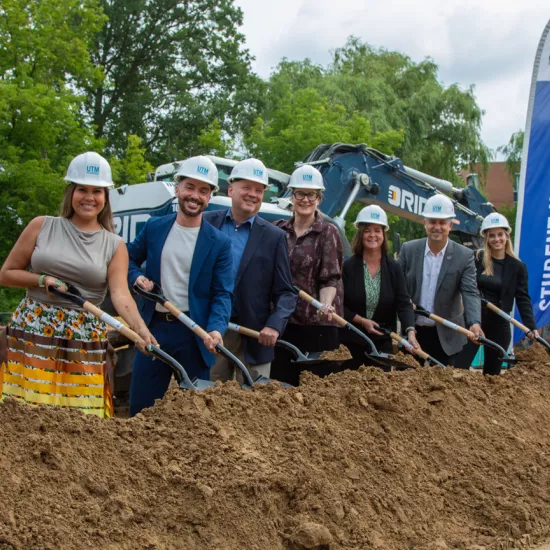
461, 213, 538, 375
341, 205, 419, 370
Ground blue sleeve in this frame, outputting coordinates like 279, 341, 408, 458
206, 240, 234, 335
265, 233, 297, 334
127, 222, 148, 287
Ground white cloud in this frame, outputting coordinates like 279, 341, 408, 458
235, 0, 549, 150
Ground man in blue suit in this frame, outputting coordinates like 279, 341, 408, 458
203, 158, 296, 382
127, 156, 233, 415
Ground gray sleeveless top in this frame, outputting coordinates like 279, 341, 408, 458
28, 217, 123, 309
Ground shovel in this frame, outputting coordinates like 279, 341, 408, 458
379, 327, 446, 368
228, 322, 347, 369
414, 305, 519, 365
49, 283, 211, 390
481, 298, 550, 353
295, 288, 418, 370
133, 283, 257, 388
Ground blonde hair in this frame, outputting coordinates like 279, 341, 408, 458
479, 230, 517, 276
60, 183, 115, 233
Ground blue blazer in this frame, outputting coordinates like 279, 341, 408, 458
203, 210, 297, 365
127, 213, 234, 367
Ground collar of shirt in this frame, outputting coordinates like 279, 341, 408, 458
225, 208, 255, 227
424, 238, 449, 258
278, 211, 324, 235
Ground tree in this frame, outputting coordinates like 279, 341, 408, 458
110, 135, 154, 185
245, 87, 404, 174
497, 130, 524, 184
250, 38, 490, 182
86, 0, 257, 162
0, 0, 105, 309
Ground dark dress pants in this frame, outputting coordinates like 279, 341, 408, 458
415, 325, 457, 367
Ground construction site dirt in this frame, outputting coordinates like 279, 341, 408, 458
2, 353, 550, 550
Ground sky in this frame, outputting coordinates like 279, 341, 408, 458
234, 0, 549, 156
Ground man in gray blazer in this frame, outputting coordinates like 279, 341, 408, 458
397, 195, 484, 365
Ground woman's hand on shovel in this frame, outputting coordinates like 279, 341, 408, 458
527, 329, 540, 341
44, 277, 68, 295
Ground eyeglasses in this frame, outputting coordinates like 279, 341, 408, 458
292, 191, 319, 202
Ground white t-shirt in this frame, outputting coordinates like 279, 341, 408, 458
156, 222, 200, 313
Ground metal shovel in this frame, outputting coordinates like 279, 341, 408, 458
414, 305, 519, 365
133, 283, 257, 388
481, 298, 550, 354
49, 284, 211, 390
228, 322, 347, 369
295, 288, 419, 370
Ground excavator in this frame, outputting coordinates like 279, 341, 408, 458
110, 143, 495, 250
107, 143, 496, 402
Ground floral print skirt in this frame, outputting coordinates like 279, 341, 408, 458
0, 297, 112, 418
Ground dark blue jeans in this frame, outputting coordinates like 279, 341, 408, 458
129, 314, 209, 416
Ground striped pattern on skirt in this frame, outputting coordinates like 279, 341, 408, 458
0, 297, 112, 418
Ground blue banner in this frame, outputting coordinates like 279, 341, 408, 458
514, 21, 550, 342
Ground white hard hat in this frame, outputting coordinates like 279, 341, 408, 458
422, 195, 455, 219
288, 165, 325, 191
480, 212, 511, 235
64, 152, 114, 188
354, 205, 389, 230
174, 156, 219, 193
228, 158, 269, 187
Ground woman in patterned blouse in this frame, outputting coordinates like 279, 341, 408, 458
271, 165, 344, 385
341, 205, 420, 370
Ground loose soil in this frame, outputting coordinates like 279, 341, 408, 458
2, 347, 550, 549
319, 345, 352, 361
392, 351, 421, 369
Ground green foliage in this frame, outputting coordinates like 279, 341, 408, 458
86, 0, 256, 163
245, 87, 404, 173
498, 203, 518, 236
197, 119, 234, 158
110, 135, 154, 185
247, 38, 489, 182
497, 130, 524, 184
0, 0, 106, 267
0, 288, 25, 315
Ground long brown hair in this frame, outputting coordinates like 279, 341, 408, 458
59, 183, 115, 232
478, 230, 517, 276
351, 223, 388, 256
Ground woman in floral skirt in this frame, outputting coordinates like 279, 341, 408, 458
0, 152, 156, 418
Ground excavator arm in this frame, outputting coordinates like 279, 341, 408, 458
287, 143, 495, 246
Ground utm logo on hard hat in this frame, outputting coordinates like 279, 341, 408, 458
371, 212, 380, 219
491, 217, 500, 223
432, 205, 442, 212
303, 174, 313, 182
86, 165, 100, 175
253, 168, 264, 177
197, 165, 209, 175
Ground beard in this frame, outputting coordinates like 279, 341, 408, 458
179, 197, 207, 217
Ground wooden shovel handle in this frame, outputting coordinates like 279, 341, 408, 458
297, 290, 347, 328
428, 312, 474, 338
235, 325, 261, 339
389, 331, 431, 361
485, 302, 531, 333
164, 301, 210, 340
84, 302, 142, 344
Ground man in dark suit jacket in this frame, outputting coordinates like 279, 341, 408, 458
203, 158, 296, 382
127, 156, 233, 415
398, 195, 484, 365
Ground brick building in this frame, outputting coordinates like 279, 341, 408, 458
458, 162, 515, 208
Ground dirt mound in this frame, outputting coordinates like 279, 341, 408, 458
3, 357, 550, 549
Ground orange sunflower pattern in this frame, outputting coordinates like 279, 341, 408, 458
7, 297, 107, 343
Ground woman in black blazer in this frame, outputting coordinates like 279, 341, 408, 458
460, 213, 538, 375
341, 205, 419, 369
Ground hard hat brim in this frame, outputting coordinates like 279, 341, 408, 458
227, 176, 270, 187
64, 177, 114, 189
354, 221, 389, 231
